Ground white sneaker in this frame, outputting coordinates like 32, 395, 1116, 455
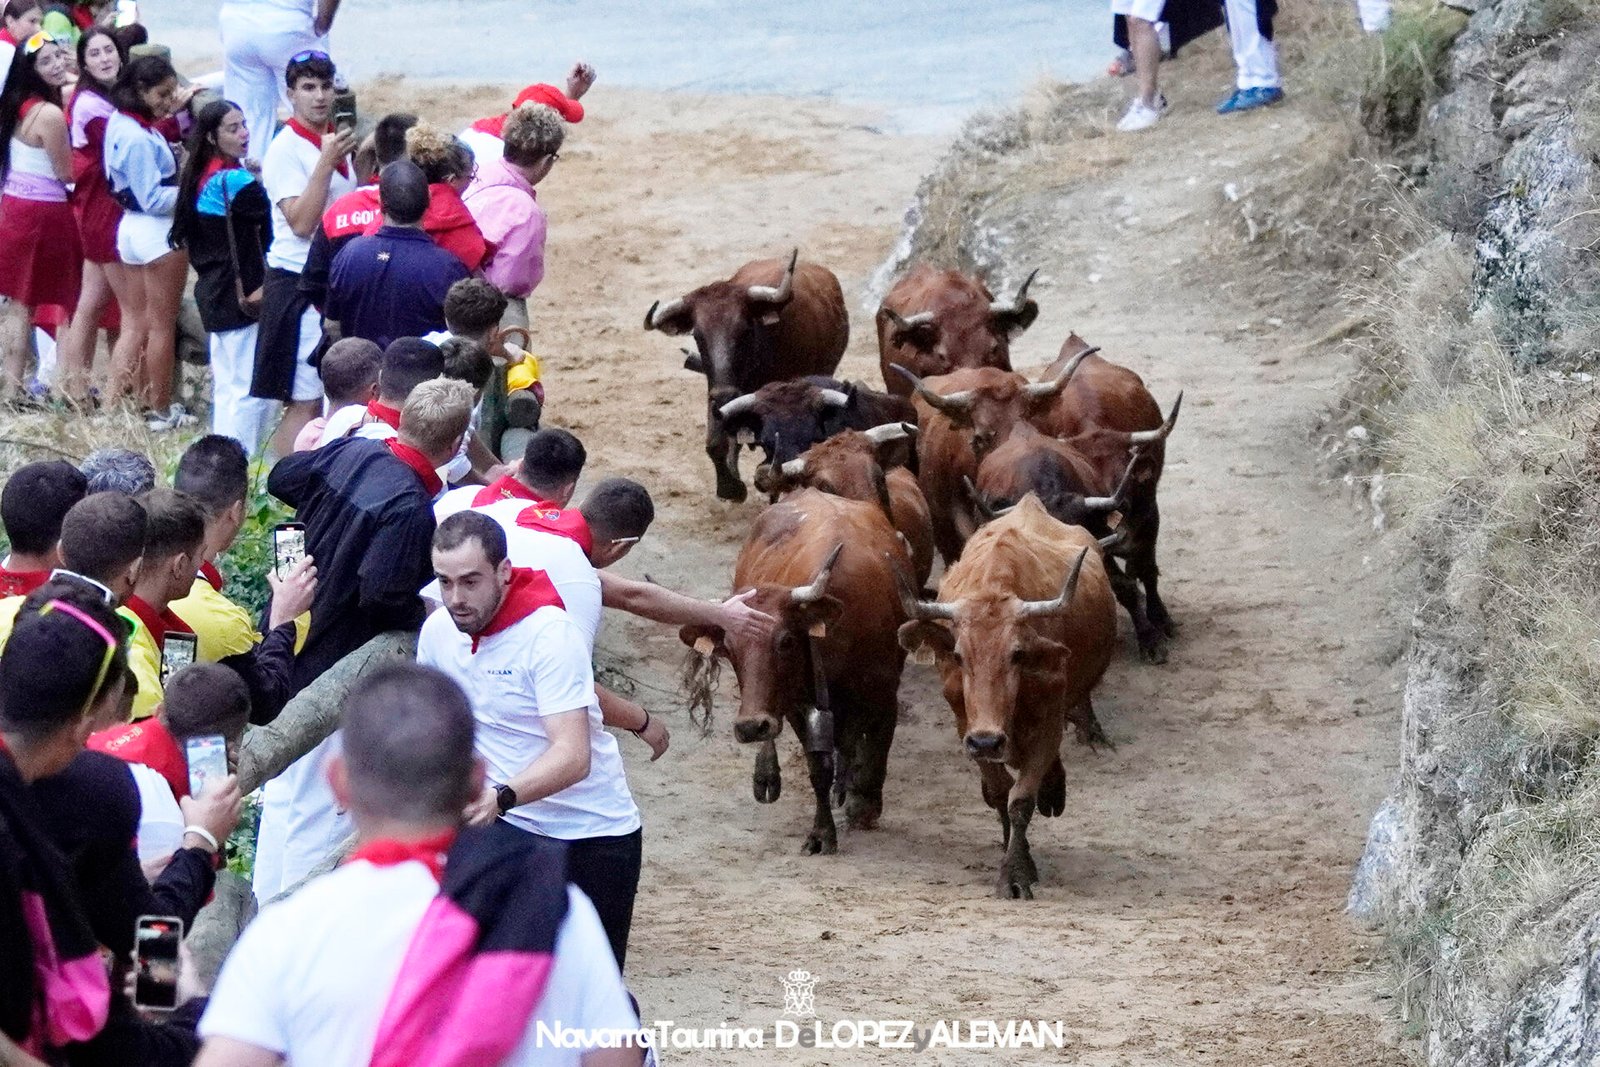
145, 403, 198, 433
1116, 95, 1167, 133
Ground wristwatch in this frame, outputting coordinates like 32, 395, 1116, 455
495, 784, 518, 814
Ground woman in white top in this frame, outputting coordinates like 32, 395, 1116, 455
103, 54, 196, 428
0, 30, 79, 402
0, 0, 43, 95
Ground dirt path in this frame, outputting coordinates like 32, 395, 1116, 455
373, 71, 1408, 1064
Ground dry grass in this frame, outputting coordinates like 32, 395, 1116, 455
0, 405, 190, 484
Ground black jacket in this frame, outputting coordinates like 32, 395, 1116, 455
267, 437, 435, 694
182, 172, 273, 335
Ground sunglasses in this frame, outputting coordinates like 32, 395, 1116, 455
38, 599, 118, 717
288, 49, 332, 65
22, 31, 65, 56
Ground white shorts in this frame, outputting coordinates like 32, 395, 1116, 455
1111, 0, 1166, 22
116, 212, 177, 266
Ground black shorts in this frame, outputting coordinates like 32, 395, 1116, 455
251, 267, 319, 402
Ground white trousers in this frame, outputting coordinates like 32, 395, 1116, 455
219, 6, 326, 160
210, 324, 276, 456
1223, 0, 1282, 90
251, 735, 351, 901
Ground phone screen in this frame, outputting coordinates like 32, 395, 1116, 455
273, 523, 306, 580
160, 632, 197, 683
184, 734, 228, 799
334, 109, 357, 134
133, 916, 182, 1011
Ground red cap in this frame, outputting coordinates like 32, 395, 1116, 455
512, 83, 584, 124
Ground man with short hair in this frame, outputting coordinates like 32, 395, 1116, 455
325, 161, 470, 349
58, 491, 148, 605
0, 460, 88, 596
195, 663, 641, 1067
81, 447, 157, 496
420, 512, 644, 971
300, 111, 419, 309
124, 489, 211, 721
92, 662, 253, 803
292, 336, 382, 450
255, 376, 473, 897
318, 335, 443, 444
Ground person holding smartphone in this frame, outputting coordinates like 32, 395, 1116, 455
121, 489, 208, 721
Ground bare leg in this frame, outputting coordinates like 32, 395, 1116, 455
269, 399, 319, 459
0, 301, 31, 396
142, 249, 190, 410
105, 262, 149, 406
56, 261, 113, 402
1128, 17, 1162, 108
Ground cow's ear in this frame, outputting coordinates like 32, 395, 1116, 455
679, 624, 727, 657
892, 321, 940, 351
991, 300, 1039, 339
898, 620, 954, 656
753, 463, 799, 499
796, 595, 842, 634
650, 303, 696, 337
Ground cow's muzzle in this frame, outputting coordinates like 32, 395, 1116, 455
735, 717, 780, 744
964, 731, 1007, 761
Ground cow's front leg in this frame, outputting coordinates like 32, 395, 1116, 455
801, 748, 838, 855
752, 738, 781, 803
999, 795, 1038, 900
978, 761, 1015, 847
845, 697, 897, 830
707, 421, 747, 501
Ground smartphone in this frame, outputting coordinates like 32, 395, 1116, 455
272, 522, 306, 580
333, 102, 358, 135
184, 734, 228, 799
133, 915, 182, 1012
160, 632, 197, 683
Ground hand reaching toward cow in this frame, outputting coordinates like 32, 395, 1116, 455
718, 589, 776, 644
566, 62, 597, 100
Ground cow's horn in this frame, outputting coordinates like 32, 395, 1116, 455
889, 364, 976, 415
816, 388, 850, 409
644, 297, 687, 331
961, 476, 997, 522
1126, 391, 1184, 446
897, 569, 955, 621
717, 393, 761, 421
780, 457, 807, 479
1082, 453, 1139, 511
884, 308, 936, 333
1024, 346, 1099, 400
1018, 547, 1088, 619
790, 542, 844, 604
991, 268, 1039, 315
749, 248, 799, 304
863, 421, 916, 446
1098, 528, 1129, 553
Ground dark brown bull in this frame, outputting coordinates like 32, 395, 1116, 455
898, 495, 1117, 899
1034, 336, 1182, 649
680, 489, 912, 854
758, 425, 935, 588
645, 251, 849, 501
893, 362, 1075, 567
715, 375, 917, 472
876, 265, 1039, 397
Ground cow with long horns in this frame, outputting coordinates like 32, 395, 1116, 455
715, 375, 918, 476
756, 425, 935, 588
876, 265, 1039, 398
898, 495, 1117, 899
680, 489, 913, 854
645, 251, 849, 501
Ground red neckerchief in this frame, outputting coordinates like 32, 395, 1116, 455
471, 475, 543, 507
197, 155, 236, 192
118, 106, 164, 131
198, 562, 224, 592
0, 565, 50, 599
125, 595, 195, 647
470, 567, 566, 652
367, 400, 402, 431
385, 439, 443, 498
348, 829, 457, 883
0, 29, 15, 46
286, 116, 349, 178
470, 114, 506, 138
515, 503, 594, 558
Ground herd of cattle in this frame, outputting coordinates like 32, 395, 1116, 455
643, 251, 1182, 899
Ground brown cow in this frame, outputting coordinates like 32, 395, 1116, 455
759, 425, 935, 588
680, 489, 912, 854
1035, 335, 1182, 646
876, 265, 1039, 397
898, 495, 1117, 899
715, 375, 917, 472
645, 251, 849, 501
893, 362, 1075, 567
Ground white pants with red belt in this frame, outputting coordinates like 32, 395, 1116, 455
1224, 0, 1282, 90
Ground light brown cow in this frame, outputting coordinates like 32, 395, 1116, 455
876, 265, 1038, 397
758, 425, 935, 588
645, 251, 849, 501
898, 495, 1117, 899
680, 489, 912, 855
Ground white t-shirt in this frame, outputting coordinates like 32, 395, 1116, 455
200, 861, 638, 1067
129, 763, 184, 865
417, 605, 639, 840
459, 126, 504, 170
424, 495, 600, 644
314, 401, 368, 446
250, 734, 350, 900
261, 122, 355, 272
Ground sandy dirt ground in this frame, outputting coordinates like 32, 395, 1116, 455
363, 69, 1412, 1065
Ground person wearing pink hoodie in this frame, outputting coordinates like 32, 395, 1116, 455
462, 103, 564, 327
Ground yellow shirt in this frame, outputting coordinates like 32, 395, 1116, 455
171, 575, 261, 662
122, 609, 163, 721
0, 596, 19, 649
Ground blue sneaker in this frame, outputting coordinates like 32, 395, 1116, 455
1217, 86, 1285, 114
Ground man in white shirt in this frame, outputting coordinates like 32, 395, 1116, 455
196, 663, 643, 1067
419, 511, 646, 970
220, 0, 340, 163
251, 51, 357, 458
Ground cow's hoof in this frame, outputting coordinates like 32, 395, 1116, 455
1151, 613, 1177, 638
1139, 637, 1169, 664
715, 480, 748, 503
996, 876, 1035, 901
753, 772, 781, 804
845, 793, 881, 830
802, 829, 838, 855
1038, 764, 1066, 818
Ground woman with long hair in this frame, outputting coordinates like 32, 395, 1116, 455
173, 99, 275, 454
0, 31, 81, 402
0, 0, 43, 91
103, 53, 194, 428
53, 27, 126, 403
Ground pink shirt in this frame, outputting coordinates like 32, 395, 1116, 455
462, 158, 546, 299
